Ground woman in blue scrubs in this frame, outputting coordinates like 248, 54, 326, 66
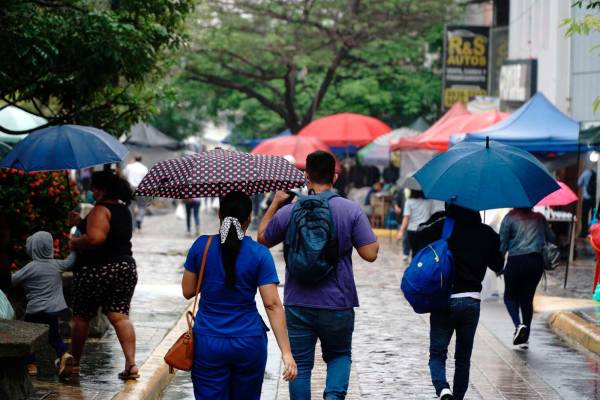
182, 191, 297, 400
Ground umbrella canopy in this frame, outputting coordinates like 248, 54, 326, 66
357, 128, 419, 167
125, 122, 181, 150
455, 92, 580, 152
391, 103, 470, 151
414, 140, 559, 211
134, 148, 306, 199
0, 125, 128, 171
298, 113, 391, 147
0, 106, 47, 132
537, 181, 578, 207
0, 142, 11, 159
392, 111, 507, 152
251, 135, 338, 170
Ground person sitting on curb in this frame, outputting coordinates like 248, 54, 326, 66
11, 231, 76, 376
258, 151, 379, 400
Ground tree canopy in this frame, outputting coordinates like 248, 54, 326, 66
153, 0, 449, 141
0, 0, 194, 135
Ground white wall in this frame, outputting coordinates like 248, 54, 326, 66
508, 0, 571, 113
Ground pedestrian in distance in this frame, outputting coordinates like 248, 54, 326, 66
578, 167, 596, 237
396, 189, 436, 261
499, 207, 555, 349
66, 171, 139, 381
258, 150, 379, 400
414, 204, 503, 400
181, 191, 296, 399
184, 198, 201, 236
123, 155, 149, 231
11, 231, 76, 376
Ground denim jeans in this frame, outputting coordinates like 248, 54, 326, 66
429, 297, 480, 400
185, 201, 200, 232
285, 306, 354, 400
25, 311, 68, 363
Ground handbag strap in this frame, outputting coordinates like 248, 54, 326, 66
188, 236, 213, 330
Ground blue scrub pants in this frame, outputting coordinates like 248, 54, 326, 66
192, 334, 267, 400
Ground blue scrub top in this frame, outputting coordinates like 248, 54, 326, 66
184, 235, 279, 337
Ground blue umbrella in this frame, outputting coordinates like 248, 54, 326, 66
0, 125, 128, 171
414, 139, 559, 211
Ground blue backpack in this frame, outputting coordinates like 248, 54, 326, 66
284, 191, 339, 284
401, 217, 455, 314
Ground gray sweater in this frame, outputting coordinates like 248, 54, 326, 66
12, 231, 75, 314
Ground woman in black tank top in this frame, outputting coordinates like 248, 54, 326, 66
63, 171, 140, 381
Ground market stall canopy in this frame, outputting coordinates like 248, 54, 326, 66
251, 135, 339, 170
579, 124, 600, 147
408, 117, 430, 132
0, 106, 47, 132
223, 129, 291, 148
0, 131, 28, 145
390, 103, 469, 151
454, 92, 581, 152
125, 122, 181, 150
357, 127, 419, 167
298, 112, 391, 147
392, 110, 506, 152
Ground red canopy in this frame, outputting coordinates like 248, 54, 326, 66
391, 109, 507, 152
251, 135, 339, 170
298, 113, 391, 147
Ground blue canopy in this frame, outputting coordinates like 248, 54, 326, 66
455, 92, 581, 152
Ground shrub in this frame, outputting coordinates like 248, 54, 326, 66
0, 169, 79, 269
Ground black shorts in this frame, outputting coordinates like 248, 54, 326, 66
72, 259, 137, 320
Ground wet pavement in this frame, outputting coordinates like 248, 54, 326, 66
161, 217, 600, 399
28, 205, 600, 399
30, 205, 217, 399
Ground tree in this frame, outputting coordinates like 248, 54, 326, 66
564, 0, 600, 112
0, 0, 194, 135
176, 0, 449, 137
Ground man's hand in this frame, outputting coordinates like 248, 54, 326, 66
272, 191, 291, 207
67, 210, 81, 227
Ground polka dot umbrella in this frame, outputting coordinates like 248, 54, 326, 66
134, 148, 307, 199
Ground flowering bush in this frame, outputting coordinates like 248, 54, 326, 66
0, 169, 79, 269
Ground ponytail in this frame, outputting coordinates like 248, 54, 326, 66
218, 191, 252, 288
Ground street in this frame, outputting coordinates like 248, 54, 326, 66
156, 208, 600, 400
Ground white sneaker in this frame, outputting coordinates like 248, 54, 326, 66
439, 388, 454, 400
517, 341, 529, 350
513, 324, 528, 346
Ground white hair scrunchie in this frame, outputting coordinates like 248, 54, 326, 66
220, 216, 244, 244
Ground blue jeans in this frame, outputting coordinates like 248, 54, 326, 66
185, 201, 200, 232
25, 311, 68, 364
429, 297, 480, 400
286, 306, 354, 400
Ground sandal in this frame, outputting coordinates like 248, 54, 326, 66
58, 352, 75, 380
118, 364, 140, 381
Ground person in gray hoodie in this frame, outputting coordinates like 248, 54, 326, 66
12, 231, 76, 376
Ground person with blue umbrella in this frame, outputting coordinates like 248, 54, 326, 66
410, 138, 559, 400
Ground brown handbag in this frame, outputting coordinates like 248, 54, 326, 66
164, 236, 213, 373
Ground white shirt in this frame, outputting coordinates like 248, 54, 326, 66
123, 161, 148, 188
403, 198, 436, 231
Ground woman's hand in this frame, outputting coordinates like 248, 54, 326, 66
281, 352, 297, 381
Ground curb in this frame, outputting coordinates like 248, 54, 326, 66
372, 228, 397, 240
112, 302, 194, 400
548, 311, 600, 357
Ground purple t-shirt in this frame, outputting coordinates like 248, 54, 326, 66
264, 196, 377, 309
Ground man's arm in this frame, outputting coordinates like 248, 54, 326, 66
356, 242, 379, 262
257, 191, 290, 247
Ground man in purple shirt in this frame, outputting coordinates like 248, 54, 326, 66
258, 151, 379, 400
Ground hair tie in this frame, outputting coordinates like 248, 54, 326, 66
220, 217, 244, 243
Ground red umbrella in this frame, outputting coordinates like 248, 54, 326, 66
537, 181, 578, 206
298, 113, 391, 147
251, 136, 339, 170
134, 149, 306, 198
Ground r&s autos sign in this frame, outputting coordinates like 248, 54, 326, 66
442, 25, 490, 110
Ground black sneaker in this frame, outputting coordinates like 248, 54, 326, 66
513, 324, 528, 346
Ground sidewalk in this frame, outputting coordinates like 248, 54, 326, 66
30, 206, 215, 400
